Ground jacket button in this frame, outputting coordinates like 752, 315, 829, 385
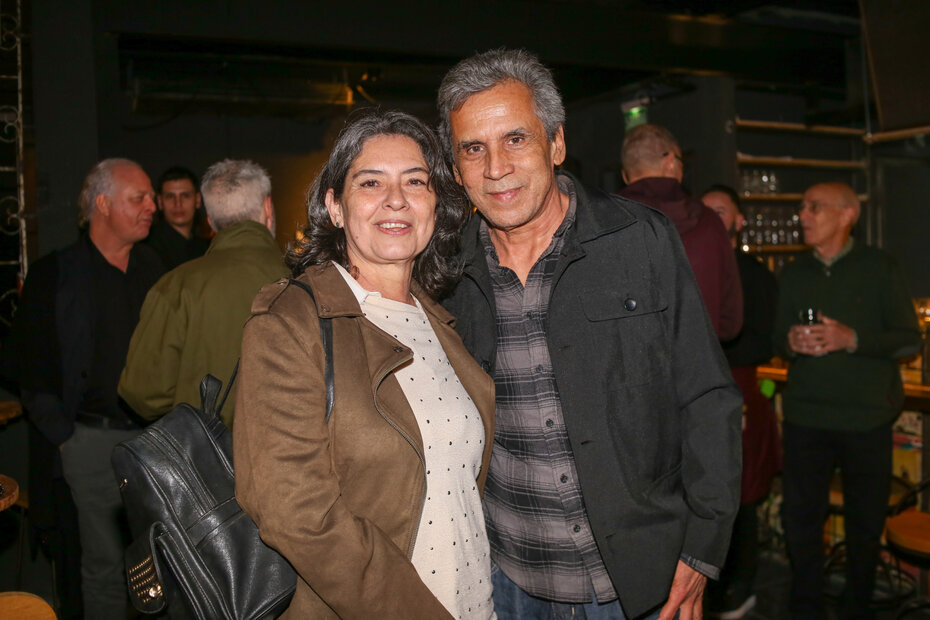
624, 298, 637, 311
481, 361, 491, 372
573, 524, 581, 533
393, 346, 404, 353
320, 304, 331, 312
545, 419, 554, 428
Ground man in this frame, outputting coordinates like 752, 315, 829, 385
5, 158, 164, 618
773, 182, 920, 619
120, 159, 286, 427
702, 185, 780, 619
146, 166, 210, 270
439, 49, 741, 620
619, 125, 743, 341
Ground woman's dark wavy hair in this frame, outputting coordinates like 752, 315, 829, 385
286, 108, 469, 299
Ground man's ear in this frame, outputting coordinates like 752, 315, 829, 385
550, 125, 566, 167
735, 213, 746, 232
95, 193, 111, 218
262, 196, 275, 230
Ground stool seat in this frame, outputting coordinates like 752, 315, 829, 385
886, 510, 930, 558
0, 592, 56, 619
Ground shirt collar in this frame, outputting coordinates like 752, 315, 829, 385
477, 175, 577, 263
814, 237, 855, 267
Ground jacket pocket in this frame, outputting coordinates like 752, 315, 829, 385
579, 283, 669, 387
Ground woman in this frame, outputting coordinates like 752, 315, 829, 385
234, 109, 496, 619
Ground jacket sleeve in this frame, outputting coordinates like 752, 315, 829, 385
714, 218, 744, 342
660, 220, 743, 571
854, 256, 921, 359
233, 304, 451, 619
4, 256, 73, 445
118, 278, 186, 420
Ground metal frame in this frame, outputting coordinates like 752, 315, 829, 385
0, 0, 25, 328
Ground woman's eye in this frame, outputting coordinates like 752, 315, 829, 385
359, 179, 378, 188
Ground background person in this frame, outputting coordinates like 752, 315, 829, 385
4, 158, 164, 618
234, 109, 496, 619
773, 182, 920, 619
120, 159, 286, 427
619, 124, 743, 341
702, 184, 781, 619
146, 165, 210, 270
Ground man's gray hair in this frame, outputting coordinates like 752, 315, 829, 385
77, 158, 142, 227
621, 124, 680, 178
200, 159, 271, 232
437, 48, 565, 161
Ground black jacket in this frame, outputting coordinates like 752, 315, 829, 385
442, 173, 742, 617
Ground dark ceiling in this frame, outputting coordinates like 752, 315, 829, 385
116, 1, 863, 121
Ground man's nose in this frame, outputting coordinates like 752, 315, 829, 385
485, 146, 513, 180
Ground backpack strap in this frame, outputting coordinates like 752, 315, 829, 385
210, 280, 335, 423
287, 279, 335, 423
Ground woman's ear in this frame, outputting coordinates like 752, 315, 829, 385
324, 188, 343, 228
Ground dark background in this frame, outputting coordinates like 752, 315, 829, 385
17, 0, 930, 294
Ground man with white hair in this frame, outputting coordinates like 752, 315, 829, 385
120, 159, 286, 426
774, 182, 920, 618
6, 158, 164, 618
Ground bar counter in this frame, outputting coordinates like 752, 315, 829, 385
756, 364, 930, 507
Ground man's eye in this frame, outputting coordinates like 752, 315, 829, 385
506, 135, 525, 146
464, 145, 483, 155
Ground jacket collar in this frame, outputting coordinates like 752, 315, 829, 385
207, 219, 276, 253
298, 261, 457, 326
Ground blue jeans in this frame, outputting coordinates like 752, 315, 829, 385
491, 562, 664, 620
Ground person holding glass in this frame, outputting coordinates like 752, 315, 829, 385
774, 182, 920, 619
234, 109, 495, 619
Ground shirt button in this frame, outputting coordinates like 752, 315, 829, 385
546, 419, 554, 428
573, 524, 581, 533
535, 365, 543, 373
624, 298, 637, 311
560, 474, 568, 483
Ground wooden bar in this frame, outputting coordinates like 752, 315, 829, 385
736, 118, 866, 137
743, 193, 869, 202
737, 155, 867, 170
864, 125, 930, 145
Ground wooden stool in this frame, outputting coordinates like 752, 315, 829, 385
0, 591, 56, 619
886, 479, 930, 618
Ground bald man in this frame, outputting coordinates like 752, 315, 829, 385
619, 124, 742, 340
773, 182, 920, 619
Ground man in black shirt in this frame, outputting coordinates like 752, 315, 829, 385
6, 158, 163, 618
146, 166, 210, 270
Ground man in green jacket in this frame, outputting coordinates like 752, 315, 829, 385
120, 159, 287, 427
774, 182, 920, 619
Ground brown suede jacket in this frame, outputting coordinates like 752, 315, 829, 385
233, 262, 495, 619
